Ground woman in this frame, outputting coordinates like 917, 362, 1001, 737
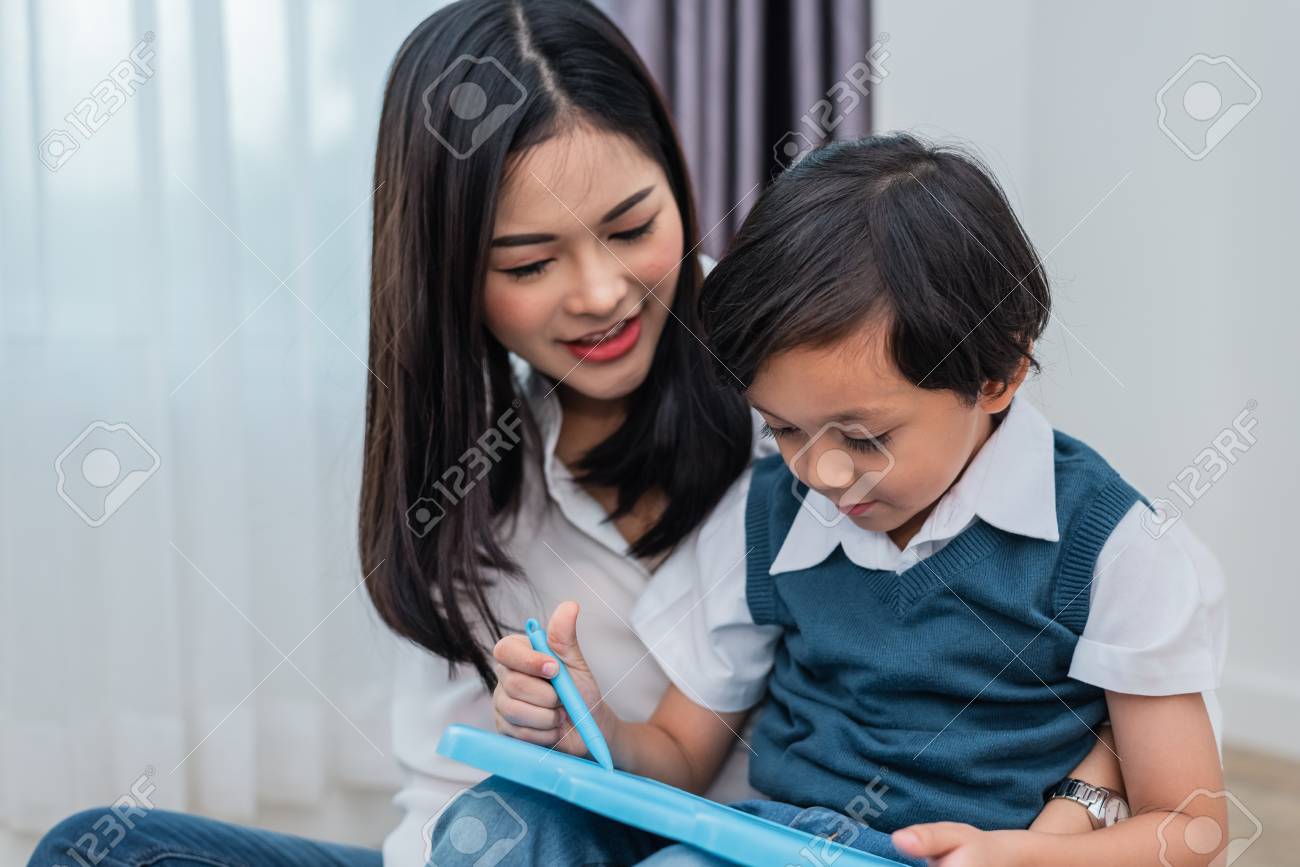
27, 2, 1117, 866
361, 0, 767, 862
29, 2, 757, 866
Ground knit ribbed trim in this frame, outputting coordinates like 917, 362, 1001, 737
1052, 478, 1141, 634
865, 520, 1005, 614
745, 458, 788, 625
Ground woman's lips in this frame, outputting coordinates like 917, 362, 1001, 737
562, 314, 642, 362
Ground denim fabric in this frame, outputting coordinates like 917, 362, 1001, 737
635, 799, 924, 866
27, 807, 381, 867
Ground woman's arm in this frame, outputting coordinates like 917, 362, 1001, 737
894, 691, 1226, 867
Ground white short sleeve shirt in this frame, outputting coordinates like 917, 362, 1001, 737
631, 398, 1228, 741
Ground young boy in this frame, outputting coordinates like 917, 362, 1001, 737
442, 134, 1227, 866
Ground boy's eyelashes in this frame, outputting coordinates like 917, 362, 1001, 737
498, 216, 658, 281
760, 423, 891, 454
841, 432, 890, 453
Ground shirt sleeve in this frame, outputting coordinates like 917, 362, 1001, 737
630, 467, 783, 712
1069, 503, 1228, 696
382, 644, 491, 867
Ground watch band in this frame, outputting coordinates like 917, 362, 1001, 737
1048, 778, 1131, 829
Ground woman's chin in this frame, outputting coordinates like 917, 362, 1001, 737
562, 360, 653, 403
529, 340, 654, 404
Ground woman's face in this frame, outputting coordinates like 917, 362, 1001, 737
484, 124, 685, 402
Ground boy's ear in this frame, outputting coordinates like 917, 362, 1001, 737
976, 351, 1032, 414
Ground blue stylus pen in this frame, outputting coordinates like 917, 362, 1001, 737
524, 617, 614, 771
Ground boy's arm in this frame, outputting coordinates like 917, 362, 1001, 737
491, 602, 760, 794
894, 691, 1226, 867
608, 684, 748, 793
1029, 724, 1126, 833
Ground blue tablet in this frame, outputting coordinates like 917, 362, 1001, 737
436, 724, 907, 867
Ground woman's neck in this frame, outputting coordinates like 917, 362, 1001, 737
554, 385, 628, 466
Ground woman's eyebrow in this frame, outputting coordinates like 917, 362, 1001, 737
491, 232, 556, 248
491, 186, 655, 247
599, 185, 654, 224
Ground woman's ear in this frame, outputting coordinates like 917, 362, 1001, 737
976, 351, 1032, 414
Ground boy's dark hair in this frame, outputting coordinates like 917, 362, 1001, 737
700, 133, 1050, 401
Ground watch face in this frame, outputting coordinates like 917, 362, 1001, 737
1103, 797, 1129, 826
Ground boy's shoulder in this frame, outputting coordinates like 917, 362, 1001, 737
751, 450, 791, 479
1051, 428, 1121, 474
1048, 428, 1150, 523
745, 452, 803, 512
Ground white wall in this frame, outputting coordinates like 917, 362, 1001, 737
874, 0, 1298, 758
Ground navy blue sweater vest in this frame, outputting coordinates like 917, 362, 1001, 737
744, 432, 1142, 832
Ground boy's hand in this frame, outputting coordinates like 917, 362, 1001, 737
892, 823, 1035, 867
491, 601, 617, 758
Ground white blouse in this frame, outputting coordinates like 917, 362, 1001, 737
382, 368, 773, 867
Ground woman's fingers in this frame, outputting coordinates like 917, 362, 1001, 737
495, 720, 585, 753
493, 634, 559, 678
497, 669, 562, 708
497, 695, 566, 730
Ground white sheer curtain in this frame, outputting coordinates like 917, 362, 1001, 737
0, 0, 439, 841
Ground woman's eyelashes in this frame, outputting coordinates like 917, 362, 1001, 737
498, 216, 658, 281
502, 259, 554, 280
610, 214, 657, 244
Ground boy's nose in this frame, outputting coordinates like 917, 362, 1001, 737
810, 447, 858, 490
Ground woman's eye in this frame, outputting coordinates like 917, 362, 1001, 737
610, 216, 656, 244
502, 259, 553, 280
842, 432, 890, 453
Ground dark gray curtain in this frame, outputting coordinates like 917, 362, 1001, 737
604, 0, 877, 257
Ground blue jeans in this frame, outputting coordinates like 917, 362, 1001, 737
427, 776, 923, 867
26, 806, 381, 867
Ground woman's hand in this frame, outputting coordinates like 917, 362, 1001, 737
491, 601, 619, 758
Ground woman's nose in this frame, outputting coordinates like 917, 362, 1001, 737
564, 254, 632, 318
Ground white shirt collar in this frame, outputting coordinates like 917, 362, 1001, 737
769, 397, 1060, 575
514, 357, 580, 494
514, 357, 641, 560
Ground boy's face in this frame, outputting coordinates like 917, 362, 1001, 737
746, 320, 1020, 546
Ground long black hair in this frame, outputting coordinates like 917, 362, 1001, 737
361, 0, 753, 688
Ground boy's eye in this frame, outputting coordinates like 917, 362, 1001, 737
841, 432, 890, 453
761, 423, 801, 440
610, 216, 656, 243
502, 259, 553, 280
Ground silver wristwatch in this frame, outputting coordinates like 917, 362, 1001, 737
1048, 778, 1131, 829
